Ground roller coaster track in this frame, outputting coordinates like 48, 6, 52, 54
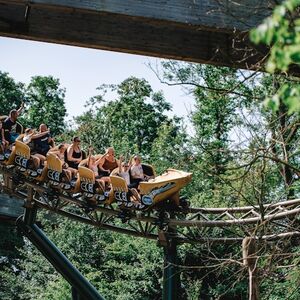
1, 167, 300, 245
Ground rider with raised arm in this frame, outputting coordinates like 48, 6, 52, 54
21, 127, 51, 168
97, 147, 120, 184
49, 144, 77, 181
33, 124, 54, 157
87, 146, 106, 190
2, 101, 24, 145
98, 147, 119, 176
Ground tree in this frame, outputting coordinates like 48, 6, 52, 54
0, 71, 25, 115
157, 62, 255, 205
24, 76, 67, 135
76, 77, 175, 157
150, 120, 190, 174
250, 0, 300, 114
5, 213, 163, 300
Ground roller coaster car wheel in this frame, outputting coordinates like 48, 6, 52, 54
125, 202, 134, 208
81, 199, 97, 213
154, 210, 170, 230
44, 190, 59, 202
86, 198, 97, 206
11, 174, 24, 185
84, 206, 96, 213
179, 197, 190, 209
118, 210, 132, 223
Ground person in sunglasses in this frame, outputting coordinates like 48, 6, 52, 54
66, 136, 84, 169
118, 155, 132, 185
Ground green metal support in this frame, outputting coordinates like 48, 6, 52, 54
72, 286, 84, 300
23, 188, 37, 226
158, 211, 180, 300
17, 202, 105, 300
162, 238, 179, 300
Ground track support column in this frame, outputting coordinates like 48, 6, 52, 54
16, 185, 105, 300
163, 239, 179, 300
159, 227, 180, 300
16, 219, 105, 300
23, 186, 37, 225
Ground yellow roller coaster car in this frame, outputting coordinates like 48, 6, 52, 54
46, 153, 80, 192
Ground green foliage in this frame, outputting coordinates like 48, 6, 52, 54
0, 71, 25, 115
180, 243, 248, 299
7, 214, 163, 300
1, 65, 300, 300
250, 0, 300, 72
24, 76, 67, 135
159, 62, 252, 206
76, 77, 175, 157
0, 224, 24, 258
150, 121, 190, 174
0, 225, 25, 300
260, 246, 300, 300
250, 0, 300, 114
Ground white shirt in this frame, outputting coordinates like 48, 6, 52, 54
90, 164, 99, 177
23, 135, 31, 144
120, 171, 130, 185
131, 164, 144, 179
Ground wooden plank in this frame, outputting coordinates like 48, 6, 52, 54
0, 2, 268, 71
3, 0, 275, 31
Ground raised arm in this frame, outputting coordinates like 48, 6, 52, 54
31, 130, 50, 140
118, 155, 124, 173
128, 155, 133, 168
17, 101, 25, 116
87, 146, 93, 168
98, 156, 110, 172
95, 154, 105, 166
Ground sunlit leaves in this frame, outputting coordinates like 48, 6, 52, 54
0, 71, 25, 115
76, 77, 175, 156
250, 0, 300, 114
25, 76, 67, 135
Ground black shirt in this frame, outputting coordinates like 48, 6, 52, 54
2, 118, 17, 140
66, 148, 82, 169
33, 133, 51, 156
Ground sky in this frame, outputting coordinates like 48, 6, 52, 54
0, 37, 194, 124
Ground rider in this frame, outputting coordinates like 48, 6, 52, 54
87, 147, 106, 190
1, 102, 24, 145
119, 155, 140, 202
98, 147, 119, 176
130, 155, 146, 188
21, 127, 51, 168
33, 124, 54, 157
66, 137, 84, 169
118, 155, 132, 185
49, 144, 77, 181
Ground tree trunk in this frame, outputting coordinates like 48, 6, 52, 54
242, 237, 260, 300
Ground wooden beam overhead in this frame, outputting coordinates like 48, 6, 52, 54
0, 1, 285, 72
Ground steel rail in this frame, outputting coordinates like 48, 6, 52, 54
1, 168, 300, 236
188, 198, 300, 214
